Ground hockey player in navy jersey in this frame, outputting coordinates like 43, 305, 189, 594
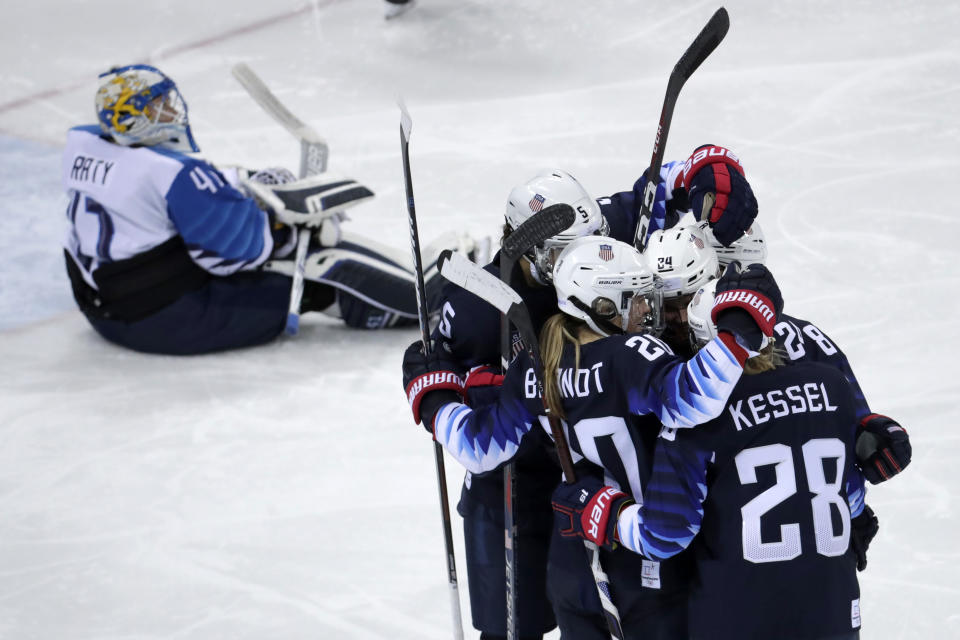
427, 160, 757, 639
63, 64, 467, 354
551, 270, 872, 639
684, 255, 911, 487
406, 235, 782, 639
431, 170, 602, 640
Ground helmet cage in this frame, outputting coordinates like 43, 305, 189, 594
568, 279, 663, 337
529, 214, 610, 283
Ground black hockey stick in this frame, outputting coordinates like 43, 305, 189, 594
398, 100, 465, 640
438, 251, 625, 640
633, 6, 730, 251
498, 203, 576, 640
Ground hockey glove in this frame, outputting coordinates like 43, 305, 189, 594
552, 476, 633, 549
850, 504, 880, 571
462, 365, 505, 407
684, 145, 758, 246
402, 340, 464, 432
856, 414, 912, 484
243, 173, 374, 228
712, 261, 783, 358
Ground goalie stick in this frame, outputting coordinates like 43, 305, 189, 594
232, 62, 331, 335
498, 203, 576, 640
633, 7, 730, 251
231, 63, 329, 176
438, 250, 626, 640
398, 99, 465, 640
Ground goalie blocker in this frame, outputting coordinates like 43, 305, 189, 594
243, 172, 375, 227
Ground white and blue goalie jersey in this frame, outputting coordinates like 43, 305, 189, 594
63, 125, 272, 298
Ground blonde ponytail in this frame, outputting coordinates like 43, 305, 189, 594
540, 313, 583, 419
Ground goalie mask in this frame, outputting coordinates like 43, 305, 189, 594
553, 236, 663, 337
95, 64, 199, 152
505, 169, 609, 284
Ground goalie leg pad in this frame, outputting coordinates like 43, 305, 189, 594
267, 244, 419, 317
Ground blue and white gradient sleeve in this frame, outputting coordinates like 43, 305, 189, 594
430, 363, 539, 474
431, 400, 536, 475
615, 431, 711, 559
623, 335, 743, 429
846, 466, 866, 518
166, 159, 273, 275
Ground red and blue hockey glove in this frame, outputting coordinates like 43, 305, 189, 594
683, 144, 758, 247
402, 340, 464, 432
551, 476, 634, 549
711, 261, 783, 360
462, 365, 505, 407
850, 504, 880, 571
856, 414, 912, 484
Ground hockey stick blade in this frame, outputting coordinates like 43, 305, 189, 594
502, 204, 576, 262
232, 63, 329, 175
635, 7, 729, 250
670, 7, 729, 94
438, 250, 522, 316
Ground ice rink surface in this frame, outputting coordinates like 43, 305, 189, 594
1, 0, 959, 637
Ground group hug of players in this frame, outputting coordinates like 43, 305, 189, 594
401, 145, 913, 640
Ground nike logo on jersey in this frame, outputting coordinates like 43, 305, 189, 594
69, 155, 115, 186
728, 381, 839, 431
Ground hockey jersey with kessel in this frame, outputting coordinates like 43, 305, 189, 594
63, 125, 273, 291
615, 360, 866, 639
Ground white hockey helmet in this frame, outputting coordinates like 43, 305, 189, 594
644, 223, 720, 299
686, 277, 719, 349
708, 220, 768, 268
553, 235, 663, 337
505, 169, 609, 283
95, 64, 199, 152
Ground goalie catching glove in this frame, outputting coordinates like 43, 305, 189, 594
552, 475, 633, 550
243, 172, 374, 228
402, 340, 464, 432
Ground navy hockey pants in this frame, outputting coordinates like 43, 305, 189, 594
461, 498, 556, 638
86, 271, 290, 355
547, 530, 688, 640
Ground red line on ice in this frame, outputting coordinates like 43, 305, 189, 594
0, 2, 332, 115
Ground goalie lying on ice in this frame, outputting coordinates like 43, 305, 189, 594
63, 64, 475, 354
